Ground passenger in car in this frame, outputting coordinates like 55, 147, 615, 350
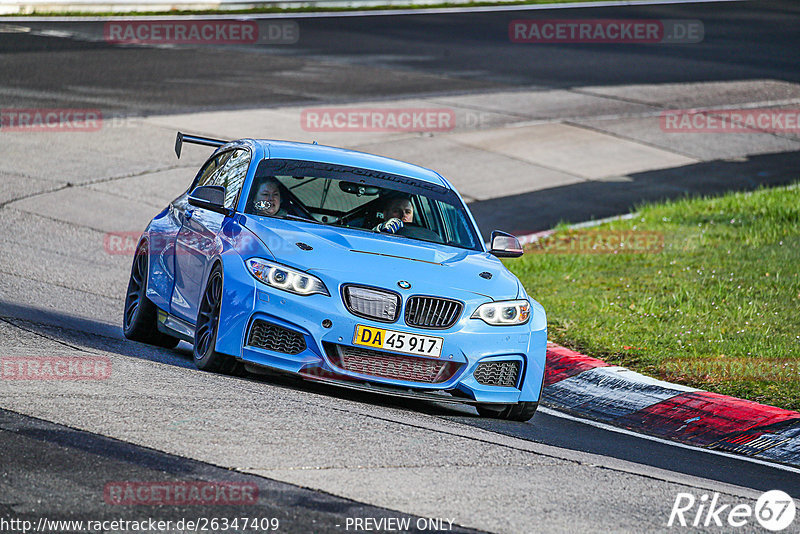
252, 177, 287, 217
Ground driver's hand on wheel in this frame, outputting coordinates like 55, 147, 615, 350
374, 218, 404, 234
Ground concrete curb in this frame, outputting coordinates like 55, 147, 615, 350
542, 343, 800, 467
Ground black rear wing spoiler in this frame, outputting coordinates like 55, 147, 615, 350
175, 131, 230, 158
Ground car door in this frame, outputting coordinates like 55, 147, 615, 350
171, 148, 250, 323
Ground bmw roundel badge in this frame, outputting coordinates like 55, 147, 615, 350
397, 280, 411, 290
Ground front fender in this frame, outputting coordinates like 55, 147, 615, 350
215, 252, 257, 358
142, 206, 180, 311
212, 218, 264, 357
519, 297, 547, 402
529, 297, 546, 332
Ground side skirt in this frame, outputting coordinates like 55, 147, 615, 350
156, 310, 195, 344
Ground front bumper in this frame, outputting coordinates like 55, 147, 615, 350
215, 258, 546, 404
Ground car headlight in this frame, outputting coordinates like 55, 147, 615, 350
246, 258, 329, 297
471, 299, 531, 326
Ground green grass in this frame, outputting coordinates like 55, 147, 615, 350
507, 184, 800, 410
3, 0, 608, 17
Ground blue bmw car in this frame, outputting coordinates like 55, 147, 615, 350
123, 132, 547, 421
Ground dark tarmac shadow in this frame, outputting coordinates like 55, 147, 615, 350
0, 408, 485, 533
471, 150, 800, 237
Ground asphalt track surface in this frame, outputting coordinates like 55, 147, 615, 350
2, 1, 799, 113
2, 1, 800, 532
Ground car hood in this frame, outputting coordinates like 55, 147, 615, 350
241, 216, 522, 301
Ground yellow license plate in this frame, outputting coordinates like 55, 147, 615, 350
353, 325, 443, 358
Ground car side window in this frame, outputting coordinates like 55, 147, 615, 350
439, 202, 476, 248
196, 156, 221, 188
192, 151, 232, 187
172, 155, 219, 211
414, 195, 443, 235
209, 149, 250, 209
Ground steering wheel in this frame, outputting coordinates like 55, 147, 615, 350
396, 223, 444, 243
280, 190, 316, 221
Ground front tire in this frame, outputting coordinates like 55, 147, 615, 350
476, 402, 538, 422
193, 265, 243, 375
123, 243, 180, 349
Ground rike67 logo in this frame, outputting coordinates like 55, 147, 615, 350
668, 490, 796, 531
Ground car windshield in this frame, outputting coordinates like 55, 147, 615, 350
244, 158, 481, 251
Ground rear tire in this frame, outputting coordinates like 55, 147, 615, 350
476, 402, 538, 422
193, 265, 244, 376
123, 243, 180, 349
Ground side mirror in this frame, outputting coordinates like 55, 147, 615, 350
489, 230, 523, 258
188, 185, 231, 216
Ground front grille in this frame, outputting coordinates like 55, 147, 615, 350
326, 344, 461, 384
247, 320, 306, 355
474, 361, 520, 387
404, 296, 462, 329
342, 285, 400, 323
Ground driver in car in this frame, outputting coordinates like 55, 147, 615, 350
374, 196, 413, 233
253, 177, 287, 217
